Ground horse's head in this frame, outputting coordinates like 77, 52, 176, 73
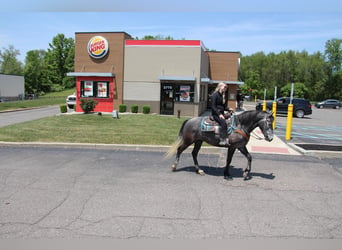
258, 111, 274, 142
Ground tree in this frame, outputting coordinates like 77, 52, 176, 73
0, 45, 23, 75
140, 34, 174, 40
239, 44, 335, 101
24, 50, 47, 94
42, 34, 74, 90
324, 39, 342, 99
280, 82, 309, 98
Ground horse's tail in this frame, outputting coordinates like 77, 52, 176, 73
164, 119, 188, 159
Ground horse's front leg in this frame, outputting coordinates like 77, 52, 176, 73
192, 140, 204, 175
224, 147, 236, 180
238, 146, 252, 180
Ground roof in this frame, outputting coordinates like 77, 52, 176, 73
66, 72, 115, 77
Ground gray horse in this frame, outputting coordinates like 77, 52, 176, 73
166, 110, 274, 180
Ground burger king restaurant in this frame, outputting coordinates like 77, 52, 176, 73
67, 32, 243, 116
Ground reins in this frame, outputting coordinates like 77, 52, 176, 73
228, 114, 250, 141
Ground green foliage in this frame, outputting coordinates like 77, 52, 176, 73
79, 99, 98, 114
42, 34, 75, 91
0, 45, 23, 75
140, 34, 174, 40
239, 46, 342, 100
60, 104, 67, 113
130, 104, 139, 113
280, 83, 309, 98
324, 38, 342, 99
142, 105, 151, 114
119, 104, 127, 112
24, 50, 46, 94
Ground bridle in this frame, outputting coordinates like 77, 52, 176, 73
251, 115, 272, 140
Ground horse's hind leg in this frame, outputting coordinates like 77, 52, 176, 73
192, 140, 204, 175
172, 141, 192, 172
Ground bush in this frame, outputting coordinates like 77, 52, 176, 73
130, 104, 139, 113
60, 104, 67, 113
142, 105, 151, 114
119, 104, 127, 112
79, 99, 98, 114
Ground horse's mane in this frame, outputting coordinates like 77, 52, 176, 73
235, 110, 263, 120
234, 110, 267, 129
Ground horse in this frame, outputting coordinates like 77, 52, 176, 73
165, 110, 274, 180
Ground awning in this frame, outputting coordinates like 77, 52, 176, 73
207, 80, 244, 85
200, 77, 211, 83
67, 72, 115, 77
158, 76, 196, 81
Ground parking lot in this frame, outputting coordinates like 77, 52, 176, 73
245, 102, 342, 146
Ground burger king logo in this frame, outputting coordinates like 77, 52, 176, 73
87, 36, 109, 59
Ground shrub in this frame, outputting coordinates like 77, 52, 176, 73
142, 105, 151, 114
79, 99, 98, 114
119, 104, 127, 112
130, 104, 139, 113
60, 104, 67, 113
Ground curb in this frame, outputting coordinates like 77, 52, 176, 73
0, 141, 222, 155
287, 142, 342, 158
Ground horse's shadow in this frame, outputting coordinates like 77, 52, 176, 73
175, 165, 275, 180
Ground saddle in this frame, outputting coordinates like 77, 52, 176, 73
200, 115, 232, 134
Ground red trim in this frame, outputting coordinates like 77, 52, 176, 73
125, 40, 201, 46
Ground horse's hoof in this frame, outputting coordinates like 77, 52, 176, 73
171, 164, 177, 172
243, 172, 251, 180
197, 169, 205, 175
224, 175, 233, 181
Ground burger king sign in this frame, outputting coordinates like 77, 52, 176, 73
87, 36, 109, 59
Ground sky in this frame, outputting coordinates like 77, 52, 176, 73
1, 0, 341, 63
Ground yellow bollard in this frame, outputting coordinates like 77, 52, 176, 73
262, 100, 267, 111
285, 104, 293, 140
272, 101, 277, 129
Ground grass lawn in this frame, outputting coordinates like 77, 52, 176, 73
0, 113, 189, 145
0, 89, 75, 111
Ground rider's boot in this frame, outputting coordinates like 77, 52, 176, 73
219, 137, 230, 146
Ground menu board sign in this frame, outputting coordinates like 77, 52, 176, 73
97, 82, 107, 97
84, 81, 93, 97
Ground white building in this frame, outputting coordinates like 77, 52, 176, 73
0, 74, 25, 100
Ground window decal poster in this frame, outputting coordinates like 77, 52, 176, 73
84, 81, 93, 96
97, 82, 107, 97
180, 85, 190, 102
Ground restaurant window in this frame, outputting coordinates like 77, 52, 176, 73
80, 81, 109, 98
174, 84, 194, 102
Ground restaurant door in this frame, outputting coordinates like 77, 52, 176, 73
160, 83, 174, 115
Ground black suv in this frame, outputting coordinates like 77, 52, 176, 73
256, 97, 312, 118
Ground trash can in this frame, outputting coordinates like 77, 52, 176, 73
112, 110, 119, 119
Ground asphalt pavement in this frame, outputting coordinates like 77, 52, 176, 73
0, 146, 341, 240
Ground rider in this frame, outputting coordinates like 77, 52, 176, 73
211, 82, 230, 146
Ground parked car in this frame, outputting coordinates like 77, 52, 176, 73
66, 93, 76, 109
315, 99, 341, 109
256, 97, 312, 118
